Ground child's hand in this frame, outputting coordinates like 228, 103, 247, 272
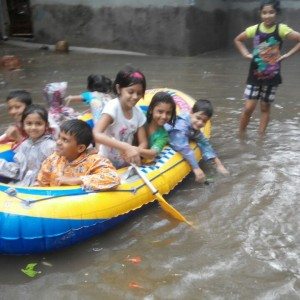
245, 53, 253, 60
193, 168, 206, 183
123, 145, 141, 166
214, 157, 230, 175
64, 96, 72, 106
276, 53, 288, 62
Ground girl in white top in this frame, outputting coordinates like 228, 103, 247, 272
93, 67, 148, 168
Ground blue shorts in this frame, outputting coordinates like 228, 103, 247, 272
243, 85, 278, 103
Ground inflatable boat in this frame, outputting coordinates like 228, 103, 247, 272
0, 88, 210, 255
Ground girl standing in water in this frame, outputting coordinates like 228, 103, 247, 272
234, 0, 300, 136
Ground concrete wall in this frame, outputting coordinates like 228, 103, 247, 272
29, 0, 299, 56
30, 0, 229, 55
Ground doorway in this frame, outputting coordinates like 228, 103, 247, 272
6, 0, 33, 37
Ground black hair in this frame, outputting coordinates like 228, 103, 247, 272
87, 74, 112, 93
6, 89, 32, 106
60, 119, 94, 147
146, 91, 177, 126
192, 99, 214, 118
112, 66, 146, 95
21, 104, 49, 125
260, 0, 280, 13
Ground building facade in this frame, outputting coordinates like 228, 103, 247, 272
2, 0, 300, 55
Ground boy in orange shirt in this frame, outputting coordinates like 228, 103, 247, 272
36, 119, 120, 190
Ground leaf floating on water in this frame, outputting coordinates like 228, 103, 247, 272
21, 263, 40, 278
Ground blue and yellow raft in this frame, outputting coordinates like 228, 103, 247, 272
0, 89, 210, 255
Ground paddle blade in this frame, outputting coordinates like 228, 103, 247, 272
156, 193, 193, 227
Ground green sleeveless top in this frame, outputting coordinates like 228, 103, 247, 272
148, 127, 169, 153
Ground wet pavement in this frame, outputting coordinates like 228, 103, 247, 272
0, 41, 300, 299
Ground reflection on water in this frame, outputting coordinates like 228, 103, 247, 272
0, 43, 299, 299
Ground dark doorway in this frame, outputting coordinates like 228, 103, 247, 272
6, 0, 33, 37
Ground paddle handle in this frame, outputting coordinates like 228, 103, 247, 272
131, 164, 157, 194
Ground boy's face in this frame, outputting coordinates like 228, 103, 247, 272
190, 111, 210, 131
7, 98, 27, 122
56, 131, 86, 161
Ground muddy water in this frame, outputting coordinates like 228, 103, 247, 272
0, 43, 299, 299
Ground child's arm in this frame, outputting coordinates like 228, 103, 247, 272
57, 156, 120, 190
234, 31, 253, 60
0, 133, 8, 143
64, 95, 83, 106
5, 125, 24, 144
136, 126, 148, 150
0, 158, 19, 179
277, 30, 300, 61
35, 154, 55, 186
169, 129, 206, 182
93, 114, 142, 165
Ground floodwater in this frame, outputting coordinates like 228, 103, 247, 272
0, 42, 299, 299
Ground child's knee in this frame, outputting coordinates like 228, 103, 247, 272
260, 102, 271, 113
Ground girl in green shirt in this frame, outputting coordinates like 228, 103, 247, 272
140, 91, 176, 161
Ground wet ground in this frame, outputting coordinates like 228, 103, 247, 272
0, 42, 299, 299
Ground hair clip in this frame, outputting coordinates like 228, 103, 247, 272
130, 72, 144, 79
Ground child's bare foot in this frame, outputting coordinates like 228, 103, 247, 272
216, 164, 230, 175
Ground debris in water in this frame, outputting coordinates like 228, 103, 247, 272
21, 263, 41, 278
274, 104, 283, 109
92, 247, 103, 252
125, 256, 142, 265
41, 261, 53, 267
39, 45, 49, 51
129, 281, 143, 289
1, 55, 22, 70
55, 40, 69, 53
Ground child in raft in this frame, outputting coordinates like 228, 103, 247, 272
0, 104, 56, 186
36, 119, 120, 190
93, 66, 148, 168
0, 90, 32, 148
139, 91, 176, 160
165, 99, 229, 183
65, 74, 113, 124
0, 89, 59, 148
234, 0, 300, 136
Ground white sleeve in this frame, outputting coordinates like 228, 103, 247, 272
102, 98, 118, 122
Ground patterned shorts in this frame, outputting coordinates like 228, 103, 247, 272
243, 85, 278, 103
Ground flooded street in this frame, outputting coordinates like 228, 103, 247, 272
0, 43, 299, 299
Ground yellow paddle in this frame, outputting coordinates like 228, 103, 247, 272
131, 164, 193, 226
